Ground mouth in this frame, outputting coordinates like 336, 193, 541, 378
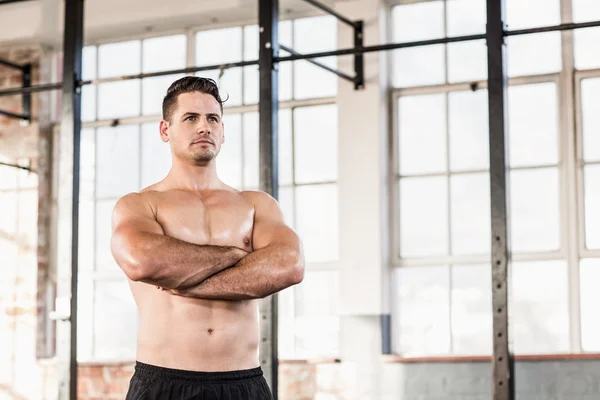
192, 140, 214, 146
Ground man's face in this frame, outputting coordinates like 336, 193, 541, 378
160, 92, 224, 165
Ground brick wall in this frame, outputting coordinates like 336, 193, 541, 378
0, 44, 59, 400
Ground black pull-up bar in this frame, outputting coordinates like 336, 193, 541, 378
301, 0, 356, 28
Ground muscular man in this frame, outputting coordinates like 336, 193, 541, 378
110, 76, 304, 400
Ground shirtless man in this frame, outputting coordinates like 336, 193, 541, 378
110, 76, 305, 400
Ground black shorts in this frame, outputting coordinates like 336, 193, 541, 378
125, 361, 274, 400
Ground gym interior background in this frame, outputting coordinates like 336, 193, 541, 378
2, 0, 600, 399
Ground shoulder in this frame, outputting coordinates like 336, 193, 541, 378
113, 191, 156, 219
239, 190, 279, 209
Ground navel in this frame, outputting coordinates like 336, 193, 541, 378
208, 328, 214, 335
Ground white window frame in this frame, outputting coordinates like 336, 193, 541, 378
388, 0, 598, 356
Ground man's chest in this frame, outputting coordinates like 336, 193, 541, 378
153, 191, 255, 249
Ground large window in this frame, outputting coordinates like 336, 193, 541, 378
76, 16, 340, 362
391, 0, 596, 357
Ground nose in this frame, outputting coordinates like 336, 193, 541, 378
196, 117, 211, 135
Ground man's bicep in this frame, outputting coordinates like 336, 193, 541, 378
251, 193, 300, 251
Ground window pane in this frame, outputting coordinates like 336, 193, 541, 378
507, 33, 561, 77
446, 0, 486, 36
573, 0, 600, 23
97, 80, 141, 119
448, 90, 489, 171
506, 0, 560, 29
243, 25, 259, 105
584, 165, 600, 249
82, 46, 97, 122
392, 2, 445, 87
141, 122, 171, 188
451, 264, 492, 355
393, 46, 446, 88
393, 2, 444, 41
398, 94, 446, 175
79, 129, 95, 273
196, 27, 243, 106
511, 261, 569, 353
294, 105, 337, 184
278, 186, 295, 229
217, 113, 243, 189
0, 163, 18, 189
293, 16, 337, 99
78, 198, 94, 273
510, 168, 560, 252
96, 125, 140, 198
450, 173, 490, 255
94, 279, 138, 359
393, 266, 450, 355
580, 258, 600, 351
82, 46, 97, 80
242, 112, 258, 190
98, 41, 141, 78
294, 271, 339, 358
574, 28, 600, 70
142, 35, 186, 73
81, 85, 97, 122
399, 176, 448, 257
508, 83, 559, 167
241, 110, 292, 190
141, 34, 187, 116
581, 78, 600, 162
80, 128, 95, 199
143, 75, 184, 116
76, 278, 93, 360
196, 27, 242, 65
95, 199, 118, 272
295, 184, 338, 262
447, 40, 487, 83
0, 191, 17, 234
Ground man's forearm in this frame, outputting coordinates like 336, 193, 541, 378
169, 245, 302, 300
113, 231, 247, 289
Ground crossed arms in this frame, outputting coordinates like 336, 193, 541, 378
110, 191, 305, 300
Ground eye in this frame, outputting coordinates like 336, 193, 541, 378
208, 116, 218, 123
186, 116, 197, 122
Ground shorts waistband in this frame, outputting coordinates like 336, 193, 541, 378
134, 361, 263, 383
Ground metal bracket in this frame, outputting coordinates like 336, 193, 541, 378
0, 59, 32, 124
299, 0, 365, 90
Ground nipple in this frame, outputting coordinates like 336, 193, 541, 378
243, 236, 251, 248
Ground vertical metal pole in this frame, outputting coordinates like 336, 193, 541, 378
22, 63, 31, 122
258, 0, 279, 398
486, 0, 514, 399
57, 0, 84, 399
354, 21, 364, 90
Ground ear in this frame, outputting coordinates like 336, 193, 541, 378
159, 120, 170, 143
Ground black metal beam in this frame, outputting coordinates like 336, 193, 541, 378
0, 82, 63, 97
279, 44, 355, 83
258, 0, 279, 398
300, 0, 356, 28
0, 0, 37, 5
506, 19, 600, 36
486, 0, 514, 399
56, 0, 84, 399
0, 109, 29, 120
276, 33, 488, 62
0, 161, 34, 173
0, 58, 26, 71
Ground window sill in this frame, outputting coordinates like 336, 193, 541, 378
382, 353, 600, 363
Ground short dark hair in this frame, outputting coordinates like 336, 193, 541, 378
162, 76, 226, 122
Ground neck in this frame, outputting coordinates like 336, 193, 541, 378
166, 157, 221, 191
